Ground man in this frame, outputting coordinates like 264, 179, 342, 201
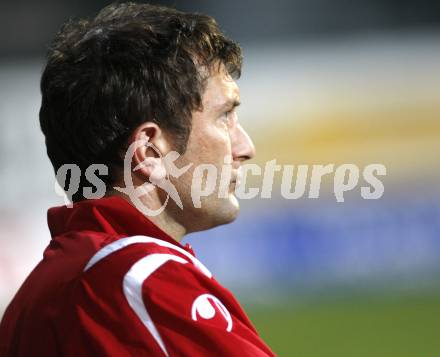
0, 3, 274, 356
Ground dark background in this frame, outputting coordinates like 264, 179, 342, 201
2, 0, 440, 57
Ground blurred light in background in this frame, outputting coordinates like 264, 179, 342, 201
1, 1, 440, 355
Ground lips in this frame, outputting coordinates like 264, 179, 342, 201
234, 167, 243, 187
230, 172, 238, 185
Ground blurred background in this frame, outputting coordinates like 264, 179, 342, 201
1, 1, 440, 355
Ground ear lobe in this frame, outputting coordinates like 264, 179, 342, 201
133, 155, 167, 182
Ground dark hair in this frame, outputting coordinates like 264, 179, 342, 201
39, 2, 242, 202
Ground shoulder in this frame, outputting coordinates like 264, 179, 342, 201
74, 236, 273, 356
82, 235, 212, 286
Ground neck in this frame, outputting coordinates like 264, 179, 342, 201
106, 189, 186, 242
145, 208, 186, 242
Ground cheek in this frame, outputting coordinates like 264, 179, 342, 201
206, 130, 232, 163
188, 122, 232, 161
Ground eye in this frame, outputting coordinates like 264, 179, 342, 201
222, 110, 232, 122
220, 109, 237, 127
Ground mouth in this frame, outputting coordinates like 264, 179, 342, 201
230, 176, 240, 190
233, 167, 243, 187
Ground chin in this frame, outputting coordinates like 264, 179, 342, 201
212, 195, 240, 225
194, 195, 240, 231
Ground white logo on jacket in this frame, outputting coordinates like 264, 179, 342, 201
191, 293, 233, 332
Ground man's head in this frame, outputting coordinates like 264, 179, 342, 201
40, 2, 255, 236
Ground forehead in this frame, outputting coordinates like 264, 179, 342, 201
202, 69, 240, 109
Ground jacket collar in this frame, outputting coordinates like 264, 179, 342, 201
47, 196, 181, 248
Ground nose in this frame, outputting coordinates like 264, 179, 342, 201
230, 123, 256, 163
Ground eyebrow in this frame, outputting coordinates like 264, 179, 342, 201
215, 99, 241, 113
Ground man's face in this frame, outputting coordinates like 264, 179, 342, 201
170, 66, 255, 233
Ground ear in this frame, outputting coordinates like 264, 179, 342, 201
128, 122, 172, 180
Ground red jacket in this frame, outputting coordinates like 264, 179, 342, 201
0, 196, 275, 356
